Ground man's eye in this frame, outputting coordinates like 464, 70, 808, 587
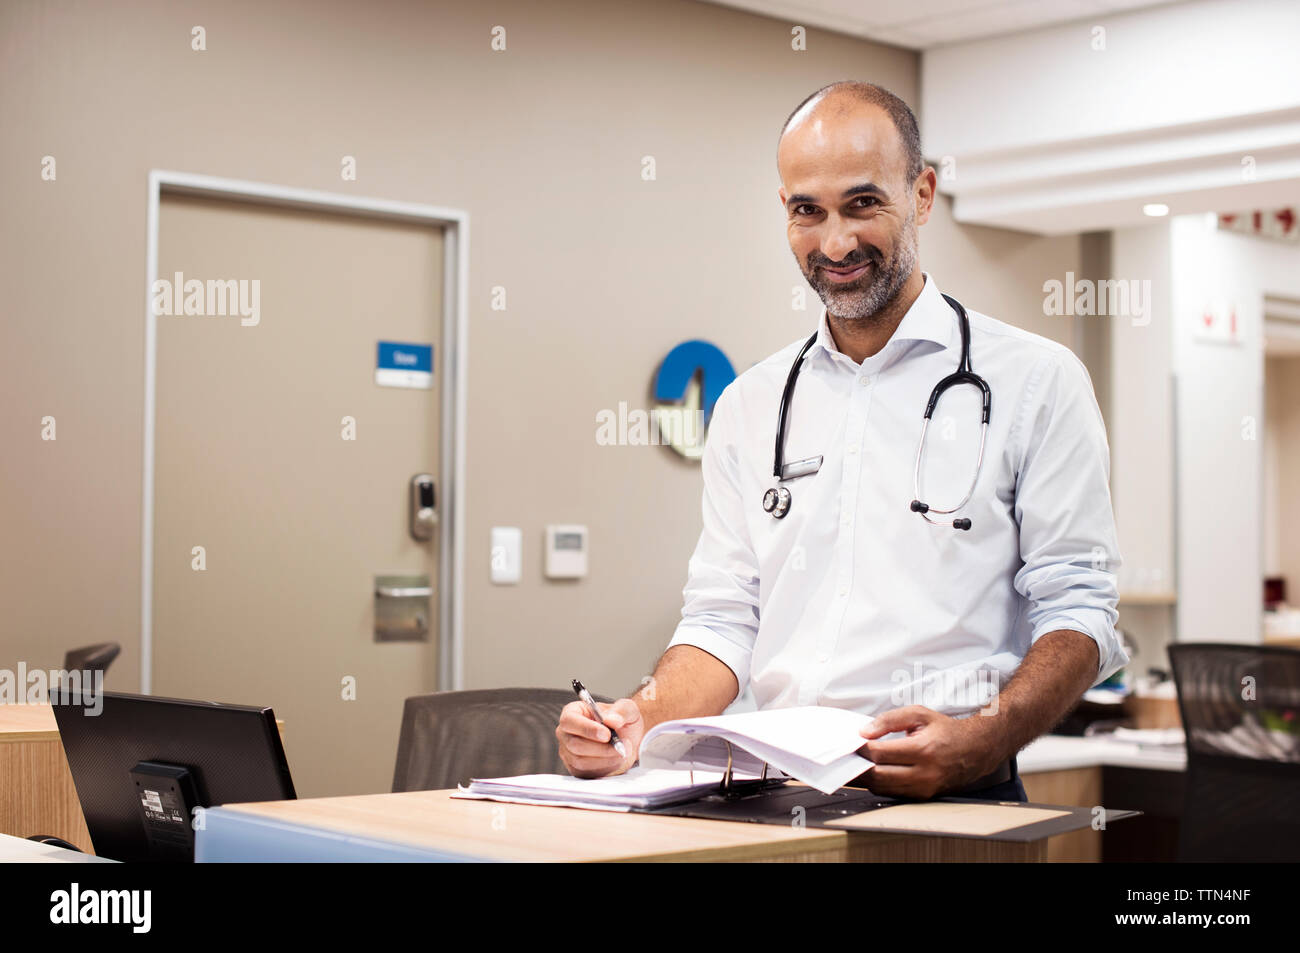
855, 197, 879, 208
793, 205, 818, 216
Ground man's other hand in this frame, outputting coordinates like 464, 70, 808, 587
856, 705, 1000, 799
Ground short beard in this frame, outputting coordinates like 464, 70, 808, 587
807, 207, 918, 324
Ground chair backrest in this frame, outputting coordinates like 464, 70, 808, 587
391, 688, 613, 792
1167, 642, 1300, 861
63, 642, 121, 676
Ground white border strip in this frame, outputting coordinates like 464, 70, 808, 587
142, 170, 468, 693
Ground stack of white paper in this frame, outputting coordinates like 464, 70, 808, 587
1109, 726, 1185, 747
453, 766, 748, 811
638, 705, 873, 795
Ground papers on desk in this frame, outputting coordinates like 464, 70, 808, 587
452, 705, 875, 811
454, 767, 749, 811
1109, 726, 1185, 747
1189, 720, 1300, 762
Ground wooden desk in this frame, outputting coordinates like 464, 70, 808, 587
1019, 734, 1186, 863
0, 704, 93, 851
198, 790, 1049, 862
0, 702, 286, 856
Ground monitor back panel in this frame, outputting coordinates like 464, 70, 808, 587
54, 692, 294, 861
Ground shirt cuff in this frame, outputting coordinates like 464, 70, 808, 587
667, 624, 753, 694
1031, 612, 1129, 686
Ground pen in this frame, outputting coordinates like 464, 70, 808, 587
571, 678, 626, 758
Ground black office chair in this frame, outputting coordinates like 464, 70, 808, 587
392, 687, 614, 792
1168, 642, 1300, 862
25, 835, 83, 852
63, 642, 120, 676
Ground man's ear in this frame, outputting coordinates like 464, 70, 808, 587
914, 167, 938, 226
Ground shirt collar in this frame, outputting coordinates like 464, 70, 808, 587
813, 271, 953, 365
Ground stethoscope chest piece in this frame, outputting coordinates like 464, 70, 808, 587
762, 486, 792, 519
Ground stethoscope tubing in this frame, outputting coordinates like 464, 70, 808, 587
772, 332, 819, 479
763, 292, 991, 529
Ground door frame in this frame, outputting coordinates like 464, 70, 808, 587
141, 170, 468, 693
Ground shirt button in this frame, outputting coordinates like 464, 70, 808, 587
838, 586, 848, 597
847, 444, 857, 454
817, 652, 830, 663
859, 376, 870, 387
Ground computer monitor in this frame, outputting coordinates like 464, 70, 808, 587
52, 690, 296, 862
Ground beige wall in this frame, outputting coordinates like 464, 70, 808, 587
1, 0, 1083, 708
1265, 355, 1300, 598
1106, 224, 1177, 673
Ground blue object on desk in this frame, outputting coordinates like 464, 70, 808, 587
195, 806, 490, 863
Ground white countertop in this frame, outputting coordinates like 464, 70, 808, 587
0, 833, 116, 863
1018, 734, 1186, 774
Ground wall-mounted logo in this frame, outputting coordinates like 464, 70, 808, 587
652, 340, 736, 460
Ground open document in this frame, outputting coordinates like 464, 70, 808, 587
452, 705, 875, 809
637, 705, 874, 794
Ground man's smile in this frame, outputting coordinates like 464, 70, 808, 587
820, 261, 872, 283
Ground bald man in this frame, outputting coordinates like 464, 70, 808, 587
557, 82, 1126, 801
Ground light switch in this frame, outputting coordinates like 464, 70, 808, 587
490, 527, 522, 584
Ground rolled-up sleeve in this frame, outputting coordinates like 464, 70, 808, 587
666, 385, 761, 692
1011, 350, 1129, 685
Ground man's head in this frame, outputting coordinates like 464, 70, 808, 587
777, 82, 935, 322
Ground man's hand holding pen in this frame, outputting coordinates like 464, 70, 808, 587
556, 696, 645, 779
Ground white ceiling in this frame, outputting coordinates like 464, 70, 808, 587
697, 0, 1188, 49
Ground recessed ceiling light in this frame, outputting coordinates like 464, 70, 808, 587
1144, 203, 1170, 217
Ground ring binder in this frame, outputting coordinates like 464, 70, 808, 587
717, 740, 783, 799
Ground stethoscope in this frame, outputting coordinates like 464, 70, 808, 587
761, 292, 991, 531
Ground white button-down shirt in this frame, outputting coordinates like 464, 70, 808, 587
668, 272, 1127, 718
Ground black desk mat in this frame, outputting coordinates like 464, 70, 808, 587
639, 781, 1141, 842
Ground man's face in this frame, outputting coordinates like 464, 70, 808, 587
778, 104, 923, 321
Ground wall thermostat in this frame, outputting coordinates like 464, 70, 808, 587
545, 525, 588, 579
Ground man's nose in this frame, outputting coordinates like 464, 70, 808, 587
821, 222, 860, 265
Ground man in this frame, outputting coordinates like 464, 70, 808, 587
557, 81, 1127, 801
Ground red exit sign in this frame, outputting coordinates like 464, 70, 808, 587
1218, 208, 1298, 242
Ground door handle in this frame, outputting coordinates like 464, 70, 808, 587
374, 574, 432, 642
375, 584, 434, 598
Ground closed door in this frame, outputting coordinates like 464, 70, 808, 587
153, 192, 443, 797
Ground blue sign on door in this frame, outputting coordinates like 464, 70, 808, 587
375, 341, 433, 389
